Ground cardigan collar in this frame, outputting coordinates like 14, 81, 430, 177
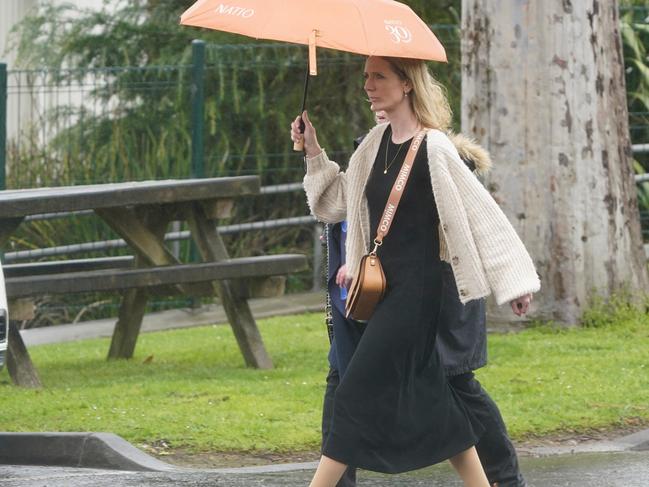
348, 123, 389, 250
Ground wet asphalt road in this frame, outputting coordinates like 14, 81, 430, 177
1, 451, 649, 486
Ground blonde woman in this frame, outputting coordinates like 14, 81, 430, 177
291, 56, 539, 487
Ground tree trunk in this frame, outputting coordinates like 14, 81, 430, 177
461, 0, 649, 324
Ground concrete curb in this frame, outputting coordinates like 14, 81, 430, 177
519, 428, 649, 457
1, 428, 648, 473
612, 428, 649, 452
0, 432, 181, 472
209, 461, 319, 474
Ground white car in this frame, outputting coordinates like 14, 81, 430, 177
0, 259, 7, 369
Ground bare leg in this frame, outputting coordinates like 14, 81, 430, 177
308, 455, 348, 487
449, 446, 491, 487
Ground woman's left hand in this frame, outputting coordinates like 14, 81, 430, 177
510, 293, 533, 316
335, 264, 348, 288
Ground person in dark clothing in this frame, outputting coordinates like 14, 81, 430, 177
295, 55, 539, 487
319, 113, 526, 487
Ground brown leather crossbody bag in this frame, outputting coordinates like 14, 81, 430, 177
345, 130, 426, 321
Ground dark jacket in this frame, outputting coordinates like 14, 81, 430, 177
438, 262, 487, 375
326, 221, 363, 377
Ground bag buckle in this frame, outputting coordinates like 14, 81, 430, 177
370, 238, 382, 256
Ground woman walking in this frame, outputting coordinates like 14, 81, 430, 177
291, 56, 539, 487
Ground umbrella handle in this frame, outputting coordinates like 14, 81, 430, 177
293, 117, 305, 151
293, 139, 305, 151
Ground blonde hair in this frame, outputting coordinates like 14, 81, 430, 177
383, 57, 452, 131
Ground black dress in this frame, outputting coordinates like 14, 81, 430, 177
321, 127, 483, 474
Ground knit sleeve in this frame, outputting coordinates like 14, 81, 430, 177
302, 150, 347, 224
442, 147, 541, 305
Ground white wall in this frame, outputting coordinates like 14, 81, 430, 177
2, 0, 106, 67
0, 0, 38, 68
1, 0, 106, 172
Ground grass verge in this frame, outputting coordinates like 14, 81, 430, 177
1, 306, 648, 455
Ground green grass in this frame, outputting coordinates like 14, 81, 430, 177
1, 308, 649, 455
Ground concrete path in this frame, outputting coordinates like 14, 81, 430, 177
2, 451, 649, 486
19, 291, 326, 346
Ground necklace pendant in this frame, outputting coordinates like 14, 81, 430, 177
383, 169, 388, 174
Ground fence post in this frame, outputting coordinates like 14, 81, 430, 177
191, 40, 206, 179
0, 63, 7, 190
189, 41, 206, 307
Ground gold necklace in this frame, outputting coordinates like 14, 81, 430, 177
383, 132, 406, 174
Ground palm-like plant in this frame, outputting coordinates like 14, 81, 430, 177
621, 4, 649, 227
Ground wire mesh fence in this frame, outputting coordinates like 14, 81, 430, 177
5, 64, 194, 187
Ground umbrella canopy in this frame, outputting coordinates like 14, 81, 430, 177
180, 0, 446, 150
180, 0, 446, 75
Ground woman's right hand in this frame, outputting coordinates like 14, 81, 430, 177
510, 293, 533, 316
290, 110, 322, 158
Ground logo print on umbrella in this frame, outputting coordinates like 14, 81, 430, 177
384, 20, 412, 44
215, 4, 255, 18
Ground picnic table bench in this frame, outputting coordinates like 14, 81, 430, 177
0, 177, 308, 388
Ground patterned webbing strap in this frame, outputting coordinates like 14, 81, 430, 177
373, 130, 426, 247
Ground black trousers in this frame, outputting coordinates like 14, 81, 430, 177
321, 368, 526, 487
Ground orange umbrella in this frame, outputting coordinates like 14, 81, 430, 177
180, 0, 446, 149
180, 0, 446, 74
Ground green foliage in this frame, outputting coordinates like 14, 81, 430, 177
1, 310, 648, 452
621, 2, 649, 182
581, 290, 649, 328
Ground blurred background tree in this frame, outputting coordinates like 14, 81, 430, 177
462, 0, 649, 324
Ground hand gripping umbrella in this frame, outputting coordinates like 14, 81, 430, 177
180, 0, 446, 151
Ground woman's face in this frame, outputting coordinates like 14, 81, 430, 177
363, 56, 409, 114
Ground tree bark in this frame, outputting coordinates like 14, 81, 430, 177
461, 0, 649, 324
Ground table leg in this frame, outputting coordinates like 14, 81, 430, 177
107, 288, 149, 360
7, 324, 42, 388
1, 217, 41, 387
95, 206, 206, 297
101, 208, 170, 360
95, 208, 177, 267
187, 204, 273, 369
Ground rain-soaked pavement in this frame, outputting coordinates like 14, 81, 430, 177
1, 451, 648, 486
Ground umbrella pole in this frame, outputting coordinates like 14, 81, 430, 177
293, 61, 310, 152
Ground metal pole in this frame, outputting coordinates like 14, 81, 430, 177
0, 63, 7, 190
189, 40, 206, 306
191, 40, 206, 179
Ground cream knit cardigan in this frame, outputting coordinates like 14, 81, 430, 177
303, 123, 541, 305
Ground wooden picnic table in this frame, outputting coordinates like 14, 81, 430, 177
0, 177, 307, 387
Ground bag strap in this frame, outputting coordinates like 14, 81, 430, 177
371, 129, 426, 255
